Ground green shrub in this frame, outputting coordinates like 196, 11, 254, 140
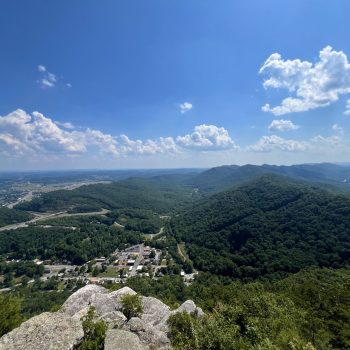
121, 294, 143, 320
76, 307, 107, 350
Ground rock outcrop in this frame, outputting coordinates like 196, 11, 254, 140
0, 312, 84, 350
0, 284, 203, 350
105, 329, 146, 350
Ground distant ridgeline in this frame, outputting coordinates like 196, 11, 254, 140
12, 163, 350, 214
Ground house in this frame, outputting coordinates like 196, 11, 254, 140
95, 257, 106, 262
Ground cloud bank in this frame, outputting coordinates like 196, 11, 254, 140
0, 109, 348, 168
0, 110, 238, 161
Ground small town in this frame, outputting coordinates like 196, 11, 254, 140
0, 243, 197, 293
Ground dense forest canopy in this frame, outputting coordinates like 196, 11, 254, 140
0, 225, 143, 264
15, 177, 195, 214
172, 175, 350, 279
0, 207, 32, 228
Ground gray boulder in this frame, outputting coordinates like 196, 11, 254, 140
99, 310, 127, 329
61, 285, 136, 320
61, 284, 108, 317
0, 312, 84, 350
173, 300, 204, 317
125, 317, 170, 349
104, 329, 146, 350
141, 296, 171, 332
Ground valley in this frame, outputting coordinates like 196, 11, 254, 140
0, 163, 350, 349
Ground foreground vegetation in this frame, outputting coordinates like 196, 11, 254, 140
1, 268, 349, 349
125, 268, 350, 349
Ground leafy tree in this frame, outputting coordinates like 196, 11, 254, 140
0, 294, 22, 337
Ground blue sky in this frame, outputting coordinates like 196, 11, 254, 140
1, 0, 350, 170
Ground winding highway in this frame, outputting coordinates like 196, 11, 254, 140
0, 209, 110, 232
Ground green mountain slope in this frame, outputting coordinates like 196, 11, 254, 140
0, 207, 33, 228
172, 175, 350, 279
15, 176, 195, 214
188, 163, 350, 193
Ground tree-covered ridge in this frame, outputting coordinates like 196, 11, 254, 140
187, 163, 350, 193
172, 175, 350, 279
0, 207, 32, 227
15, 177, 194, 214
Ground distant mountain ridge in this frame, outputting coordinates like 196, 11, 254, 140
187, 163, 350, 193
13, 163, 350, 215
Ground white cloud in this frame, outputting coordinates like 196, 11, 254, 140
2, 109, 350, 168
37, 65, 57, 88
332, 124, 344, 134
268, 119, 299, 132
0, 110, 241, 161
345, 99, 350, 115
250, 135, 308, 152
250, 132, 346, 153
37, 65, 46, 72
310, 134, 341, 146
179, 102, 193, 114
66, 83, 72, 88
176, 124, 238, 150
260, 46, 350, 115
0, 109, 114, 156
118, 135, 177, 156
56, 121, 75, 129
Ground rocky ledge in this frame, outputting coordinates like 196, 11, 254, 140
0, 285, 204, 350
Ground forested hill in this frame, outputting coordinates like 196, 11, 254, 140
14, 163, 350, 214
187, 163, 350, 193
15, 177, 195, 214
172, 175, 350, 280
0, 207, 33, 228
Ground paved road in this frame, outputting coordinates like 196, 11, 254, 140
144, 226, 164, 240
129, 244, 144, 277
0, 209, 110, 232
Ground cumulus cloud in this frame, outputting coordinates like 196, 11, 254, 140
37, 65, 57, 88
249, 135, 308, 152
260, 46, 350, 115
176, 124, 238, 150
118, 135, 178, 156
268, 119, 299, 132
179, 102, 193, 114
310, 134, 341, 146
249, 132, 346, 153
1, 110, 240, 161
56, 121, 75, 129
